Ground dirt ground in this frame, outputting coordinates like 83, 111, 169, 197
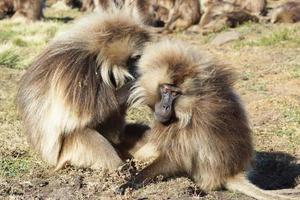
0, 1, 299, 199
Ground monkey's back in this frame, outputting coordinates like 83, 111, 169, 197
16, 10, 150, 166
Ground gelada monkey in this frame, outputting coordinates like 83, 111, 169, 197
117, 40, 297, 200
16, 9, 152, 171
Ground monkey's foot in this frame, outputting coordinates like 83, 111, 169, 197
115, 182, 141, 195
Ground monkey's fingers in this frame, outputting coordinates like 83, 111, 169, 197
115, 180, 143, 195
115, 183, 133, 195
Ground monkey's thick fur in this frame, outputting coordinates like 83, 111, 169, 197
16, 9, 151, 170
124, 40, 295, 200
271, 1, 300, 24
0, 0, 44, 21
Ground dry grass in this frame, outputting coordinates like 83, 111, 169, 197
0, 1, 299, 199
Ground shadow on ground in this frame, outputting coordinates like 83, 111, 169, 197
249, 151, 300, 190
44, 16, 74, 23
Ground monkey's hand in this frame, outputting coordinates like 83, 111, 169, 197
115, 181, 142, 195
116, 80, 135, 106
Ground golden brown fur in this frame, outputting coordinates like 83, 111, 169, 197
0, 0, 44, 21
16, 10, 151, 170
235, 0, 267, 16
81, 0, 94, 11
201, 0, 266, 15
81, 0, 166, 28
196, 0, 259, 33
119, 40, 296, 200
155, 0, 201, 32
93, 0, 124, 12
124, 0, 166, 27
0, 0, 14, 19
271, 1, 300, 23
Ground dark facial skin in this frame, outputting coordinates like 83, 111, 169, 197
154, 84, 181, 124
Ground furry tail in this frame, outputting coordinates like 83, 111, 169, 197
226, 173, 296, 200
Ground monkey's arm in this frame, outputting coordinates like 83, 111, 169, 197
116, 156, 176, 195
164, 7, 181, 31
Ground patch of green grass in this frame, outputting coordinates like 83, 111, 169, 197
234, 27, 300, 48
0, 157, 30, 177
202, 33, 217, 44
273, 104, 300, 147
282, 107, 300, 124
12, 38, 29, 47
245, 81, 267, 92
0, 30, 18, 42
0, 18, 69, 69
289, 65, 300, 78
256, 28, 297, 46
0, 48, 21, 68
240, 71, 255, 81
275, 128, 295, 137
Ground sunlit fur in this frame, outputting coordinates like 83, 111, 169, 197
16, 9, 151, 170
199, 0, 260, 32
127, 40, 294, 200
234, 0, 266, 15
271, 1, 300, 24
157, 0, 201, 32
0, 0, 44, 21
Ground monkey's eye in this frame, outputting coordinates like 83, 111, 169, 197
162, 87, 168, 94
132, 55, 141, 60
172, 92, 178, 96
127, 55, 141, 67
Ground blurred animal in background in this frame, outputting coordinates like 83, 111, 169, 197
79, 0, 167, 28
193, 0, 263, 34
81, 0, 94, 11
93, 0, 124, 11
154, 0, 201, 32
271, 1, 300, 23
125, 0, 168, 28
0, 0, 44, 21
232, 0, 267, 16
0, 0, 15, 19
65, 0, 82, 9
16, 10, 152, 171
116, 40, 298, 200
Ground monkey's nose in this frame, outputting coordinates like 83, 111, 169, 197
163, 105, 170, 111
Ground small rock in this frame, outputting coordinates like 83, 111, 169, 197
38, 181, 48, 187
211, 31, 242, 46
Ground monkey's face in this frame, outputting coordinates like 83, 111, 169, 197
154, 84, 181, 124
130, 40, 208, 128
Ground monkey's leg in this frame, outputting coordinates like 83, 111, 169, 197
55, 128, 123, 171
201, 18, 228, 35
116, 156, 177, 195
172, 18, 194, 31
199, 11, 211, 28
163, 5, 181, 32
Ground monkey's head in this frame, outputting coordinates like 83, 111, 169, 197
130, 40, 235, 128
60, 10, 152, 89
0, 0, 14, 19
97, 13, 152, 88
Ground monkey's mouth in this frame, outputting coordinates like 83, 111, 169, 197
154, 113, 176, 126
